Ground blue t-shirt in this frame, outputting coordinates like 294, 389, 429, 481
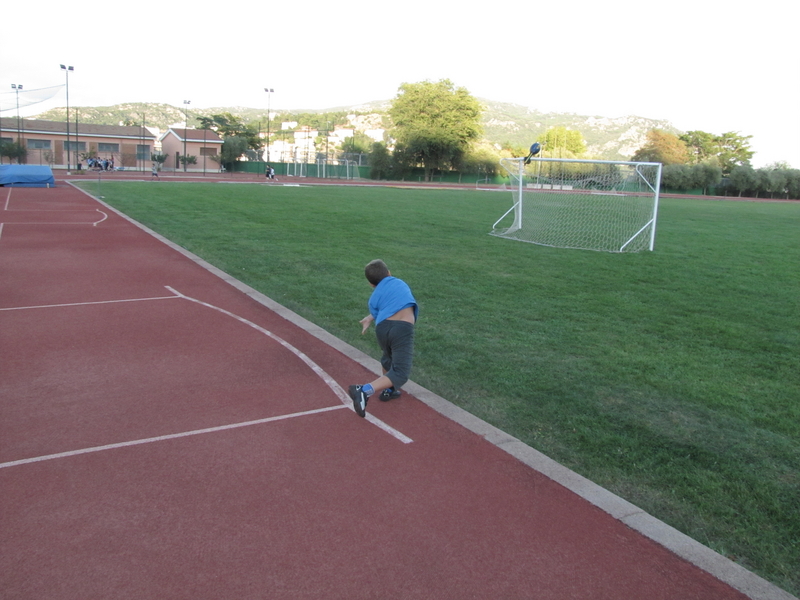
368, 276, 418, 324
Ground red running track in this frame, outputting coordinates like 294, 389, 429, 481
0, 182, 787, 600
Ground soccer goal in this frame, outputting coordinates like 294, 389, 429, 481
491, 157, 662, 252
316, 159, 363, 180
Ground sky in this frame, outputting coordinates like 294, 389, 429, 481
2, 0, 797, 168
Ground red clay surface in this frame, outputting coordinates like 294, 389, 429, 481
1, 180, 753, 599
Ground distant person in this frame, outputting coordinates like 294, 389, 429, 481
151, 162, 159, 179
348, 259, 418, 417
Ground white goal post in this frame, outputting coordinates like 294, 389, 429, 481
491, 157, 663, 252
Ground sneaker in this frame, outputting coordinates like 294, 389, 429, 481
349, 385, 368, 417
379, 388, 402, 402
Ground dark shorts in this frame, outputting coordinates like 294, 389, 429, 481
375, 320, 415, 389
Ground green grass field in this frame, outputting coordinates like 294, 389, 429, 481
83, 181, 800, 595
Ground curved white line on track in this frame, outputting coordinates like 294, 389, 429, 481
93, 209, 108, 225
1, 222, 103, 226
165, 286, 413, 444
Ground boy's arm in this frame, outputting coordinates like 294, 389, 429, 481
359, 314, 374, 334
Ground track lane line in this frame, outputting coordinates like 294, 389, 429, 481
0, 405, 348, 470
0, 294, 182, 312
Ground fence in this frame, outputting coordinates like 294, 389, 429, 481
232, 160, 364, 180
9, 147, 151, 172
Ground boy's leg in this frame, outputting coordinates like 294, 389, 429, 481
349, 321, 414, 417
370, 321, 413, 397
365, 374, 394, 396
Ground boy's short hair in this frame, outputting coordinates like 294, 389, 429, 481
365, 259, 390, 286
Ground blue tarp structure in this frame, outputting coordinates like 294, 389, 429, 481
0, 165, 56, 187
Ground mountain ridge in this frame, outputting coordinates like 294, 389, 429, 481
31, 99, 679, 161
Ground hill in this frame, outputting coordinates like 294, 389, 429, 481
32, 100, 679, 161
479, 100, 679, 160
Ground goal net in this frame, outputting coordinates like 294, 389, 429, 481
491, 157, 662, 252
0, 85, 64, 113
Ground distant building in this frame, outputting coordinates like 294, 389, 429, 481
0, 117, 157, 170
158, 128, 224, 172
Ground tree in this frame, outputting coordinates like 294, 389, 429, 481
661, 164, 692, 190
756, 164, 800, 199
341, 131, 374, 155
678, 130, 754, 175
694, 162, 723, 194
714, 132, 754, 175
389, 79, 482, 181
679, 130, 718, 164
0, 140, 27, 164
459, 143, 502, 178
728, 164, 758, 197
538, 126, 586, 157
220, 136, 249, 170
631, 129, 689, 165
785, 169, 800, 199
754, 169, 772, 198
763, 161, 791, 171
368, 142, 392, 180
662, 162, 722, 194
198, 113, 262, 154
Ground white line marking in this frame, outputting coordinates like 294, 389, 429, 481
0, 405, 347, 470
0, 222, 105, 226
0, 208, 107, 227
1, 287, 412, 468
0, 294, 181, 312
3, 209, 100, 213
365, 413, 414, 441
166, 286, 413, 444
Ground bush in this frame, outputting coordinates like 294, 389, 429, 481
728, 165, 800, 199
662, 163, 722, 193
0, 140, 27, 164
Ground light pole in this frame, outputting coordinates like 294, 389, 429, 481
60, 65, 74, 171
141, 113, 146, 173
182, 100, 191, 172
11, 84, 23, 162
75, 108, 80, 171
326, 121, 331, 164
264, 88, 274, 162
